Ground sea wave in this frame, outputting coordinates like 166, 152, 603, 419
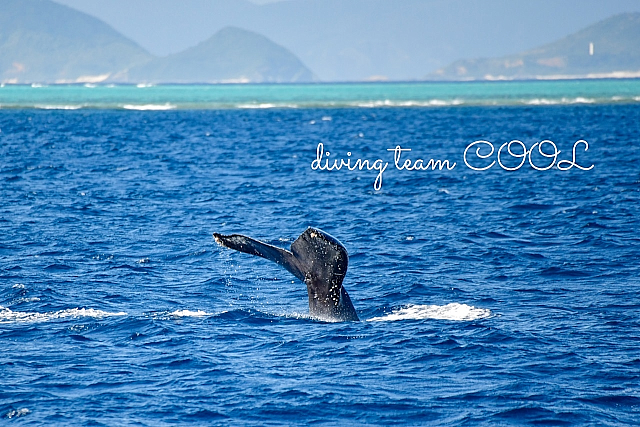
0, 95, 639, 110
4, 408, 31, 419
350, 99, 465, 107
368, 303, 491, 322
167, 309, 213, 317
0, 306, 127, 323
34, 104, 84, 110
523, 97, 596, 105
237, 103, 299, 109
122, 103, 176, 110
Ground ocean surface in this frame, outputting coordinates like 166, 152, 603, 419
2, 79, 640, 110
1, 81, 639, 425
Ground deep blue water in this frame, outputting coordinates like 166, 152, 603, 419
1, 103, 640, 425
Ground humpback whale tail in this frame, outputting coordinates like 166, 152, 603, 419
213, 227, 359, 322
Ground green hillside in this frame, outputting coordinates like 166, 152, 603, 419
125, 27, 316, 83
429, 13, 640, 80
0, 0, 152, 83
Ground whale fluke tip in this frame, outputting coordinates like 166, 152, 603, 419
213, 233, 223, 245
213, 228, 358, 321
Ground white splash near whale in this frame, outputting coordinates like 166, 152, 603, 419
368, 303, 491, 322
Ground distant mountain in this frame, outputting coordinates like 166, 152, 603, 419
0, 0, 152, 83
0, 1, 315, 84
5, 0, 639, 83
124, 27, 316, 83
55, 0, 640, 81
428, 13, 640, 81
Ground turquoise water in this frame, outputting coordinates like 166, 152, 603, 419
1, 79, 640, 109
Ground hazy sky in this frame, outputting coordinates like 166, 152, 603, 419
53, 0, 640, 81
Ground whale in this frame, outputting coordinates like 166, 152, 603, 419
213, 227, 359, 322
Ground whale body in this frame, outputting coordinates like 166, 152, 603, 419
213, 227, 359, 322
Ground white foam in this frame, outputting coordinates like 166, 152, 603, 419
5, 408, 30, 419
168, 309, 212, 317
523, 97, 596, 106
525, 98, 557, 105
237, 103, 298, 109
275, 311, 314, 321
136, 83, 154, 88
571, 97, 596, 104
34, 104, 83, 110
368, 303, 491, 322
351, 99, 465, 108
122, 103, 175, 111
0, 306, 127, 323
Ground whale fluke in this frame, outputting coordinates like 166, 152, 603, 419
213, 227, 359, 322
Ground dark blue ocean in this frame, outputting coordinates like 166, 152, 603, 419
1, 84, 640, 425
